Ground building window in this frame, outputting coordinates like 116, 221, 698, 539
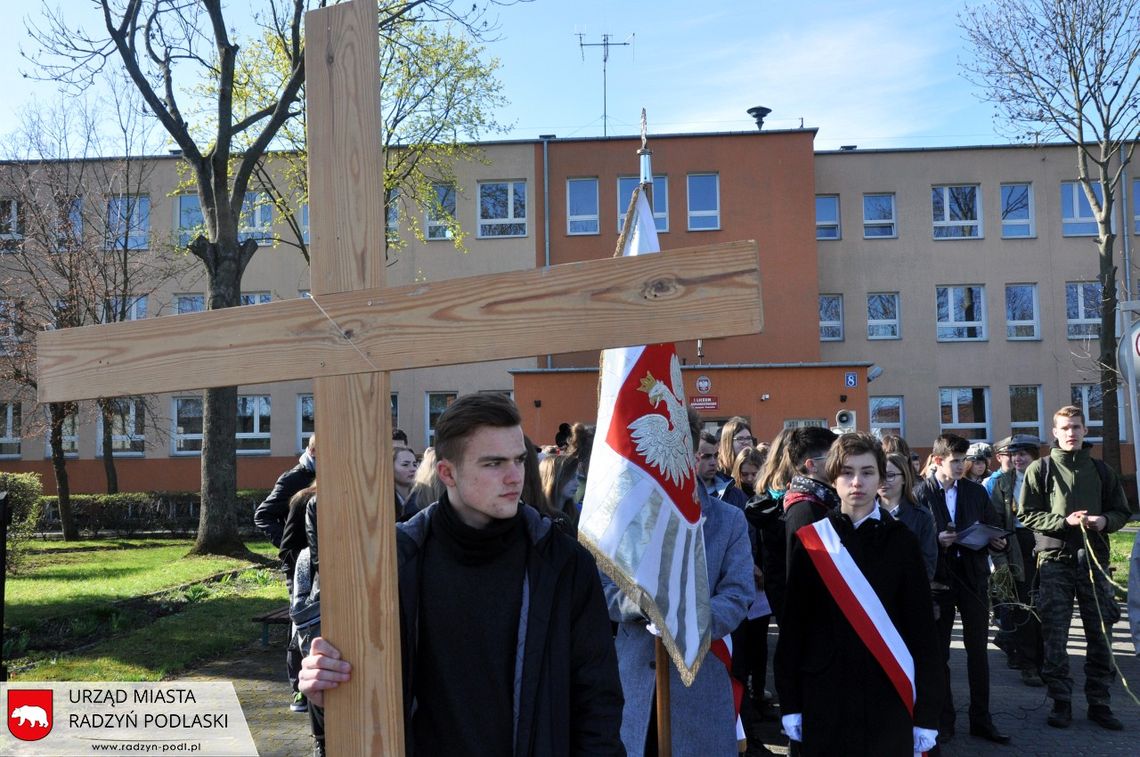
239, 192, 275, 243
0, 198, 25, 246
106, 194, 150, 250
1065, 281, 1102, 339
298, 393, 314, 453
177, 195, 204, 247
1061, 181, 1103, 236
237, 395, 271, 454
687, 174, 720, 231
0, 401, 20, 457
102, 295, 147, 323
867, 292, 900, 339
869, 396, 904, 437
427, 183, 456, 240
1009, 385, 1043, 438
241, 292, 272, 306
301, 202, 310, 244
618, 176, 668, 233
819, 294, 844, 341
0, 300, 23, 354
567, 178, 599, 235
1004, 283, 1039, 340
1000, 183, 1034, 237
816, 195, 840, 239
1134, 178, 1140, 234
478, 181, 526, 238
863, 194, 896, 238
425, 391, 457, 446
173, 396, 203, 454
936, 285, 986, 341
176, 294, 205, 314
1071, 384, 1104, 442
931, 185, 981, 239
390, 392, 399, 431
44, 407, 79, 458
386, 187, 400, 243
98, 397, 145, 456
939, 386, 991, 441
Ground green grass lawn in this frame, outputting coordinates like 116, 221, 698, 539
1109, 528, 1135, 588
4, 538, 288, 681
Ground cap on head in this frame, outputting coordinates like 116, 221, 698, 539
965, 442, 993, 461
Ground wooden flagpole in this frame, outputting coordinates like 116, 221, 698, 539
654, 636, 672, 757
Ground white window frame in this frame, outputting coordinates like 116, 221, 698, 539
617, 176, 669, 233
1070, 383, 1125, 443
1009, 385, 1043, 438
0, 299, 22, 354
297, 393, 314, 453
236, 394, 272, 455
1061, 180, 1104, 236
1004, 283, 1040, 340
819, 293, 844, 342
477, 180, 527, 238
176, 293, 205, 314
44, 406, 79, 459
816, 195, 840, 240
386, 187, 400, 242
1000, 183, 1035, 238
869, 396, 904, 437
239, 192, 275, 243
103, 295, 147, 323
936, 285, 986, 341
425, 391, 457, 446
0, 198, 23, 242
862, 193, 896, 238
686, 173, 720, 231
1134, 178, 1140, 235
301, 202, 310, 244
938, 386, 991, 442
241, 291, 272, 306
866, 292, 900, 340
172, 396, 204, 456
105, 194, 150, 250
931, 184, 982, 239
96, 397, 145, 457
1066, 281, 1101, 339
567, 178, 599, 235
0, 400, 20, 458
426, 183, 456, 240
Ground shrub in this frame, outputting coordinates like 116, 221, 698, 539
38, 489, 271, 538
1, 471, 44, 575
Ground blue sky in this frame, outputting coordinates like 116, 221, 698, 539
0, 0, 1006, 151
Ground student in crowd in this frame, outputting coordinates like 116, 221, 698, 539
393, 446, 417, 521
718, 416, 755, 476
877, 451, 938, 580
299, 394, 624, 755
776, 432, 942, 756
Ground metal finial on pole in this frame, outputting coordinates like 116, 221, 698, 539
640, 109, 648, 152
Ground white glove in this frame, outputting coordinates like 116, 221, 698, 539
645, 622, 661, 637
913, 726, 938, 753
781, 713, 802, 742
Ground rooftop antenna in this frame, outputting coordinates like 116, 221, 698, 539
577, 32, 634, 137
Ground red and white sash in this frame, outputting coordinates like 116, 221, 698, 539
795, 517, 916, 714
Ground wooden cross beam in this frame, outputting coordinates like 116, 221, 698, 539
35, 2, 763, 753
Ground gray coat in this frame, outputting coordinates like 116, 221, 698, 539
603, 489, 755, 756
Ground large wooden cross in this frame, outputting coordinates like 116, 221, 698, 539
36, 2, 762, 753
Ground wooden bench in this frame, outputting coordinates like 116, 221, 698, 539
251, 605, 292, 647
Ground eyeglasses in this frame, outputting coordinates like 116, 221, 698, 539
733, 435, 757, 445
883, 473, 902, 482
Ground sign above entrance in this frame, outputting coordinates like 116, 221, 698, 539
691, 396, 719, 411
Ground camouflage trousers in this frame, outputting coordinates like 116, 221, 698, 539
1037, 554, 1118, 705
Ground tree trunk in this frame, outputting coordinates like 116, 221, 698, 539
1098, 239, 1121, 471
100, 402, 119, 495
188, 244, 246, 556
49, 402, 77, 541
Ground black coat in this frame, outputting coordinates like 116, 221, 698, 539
254, 460, 315, 547
913, 476, 1002, 589
396, 501, 625, 757
775, 509, 943, 756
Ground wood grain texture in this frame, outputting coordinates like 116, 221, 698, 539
306, 2, 402, 756
36, 241, 763, 402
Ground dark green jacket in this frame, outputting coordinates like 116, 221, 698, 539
1017, 444, 1131, 561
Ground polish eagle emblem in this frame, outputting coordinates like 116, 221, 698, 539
627, 353, 692, 486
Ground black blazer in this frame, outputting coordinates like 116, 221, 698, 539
913, 476, 1002, 589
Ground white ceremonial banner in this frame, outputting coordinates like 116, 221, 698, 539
2, 682, 258, 756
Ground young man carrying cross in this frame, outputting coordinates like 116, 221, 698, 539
298, 392, 625, 755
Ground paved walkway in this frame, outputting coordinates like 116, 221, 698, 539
179, 611, 1140, 757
